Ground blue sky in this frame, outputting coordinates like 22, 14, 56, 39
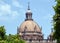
0, 0, 56, 39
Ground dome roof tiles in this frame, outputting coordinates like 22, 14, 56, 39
19, 20, 41, 32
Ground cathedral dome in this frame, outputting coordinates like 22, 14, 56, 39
17, 3, 43, 41
18, 3, 42, 33
19, 20, 41, 32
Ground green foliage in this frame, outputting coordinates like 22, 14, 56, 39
6, 34, 25, 43
0, 26, 6, 40
0, 34, 25, 43
0, 40, 6, 43
0, 26, 25, 43
53, 0, 60, 43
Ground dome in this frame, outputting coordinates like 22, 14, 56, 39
19, 20, 41, 32
17, 3, 44, 41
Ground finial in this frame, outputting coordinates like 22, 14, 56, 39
28, 2, 30, 10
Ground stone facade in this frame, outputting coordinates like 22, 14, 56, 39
19, 31, 43, 41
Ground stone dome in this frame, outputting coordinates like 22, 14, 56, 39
18, 3, 42, 34
19, 20, 41, 32
17, 4, 44, 41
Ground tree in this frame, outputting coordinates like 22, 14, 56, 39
53, 0, 60, 43
0, 26, 6, 40
6, 34, 25, 43
0, 26, 25, 43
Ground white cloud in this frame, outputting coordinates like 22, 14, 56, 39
41, 14, 53, 20
12, 0, 23, 8
0, 4, 11, 16
12, 11, 19, 18
0, 0, 24, 21
0, 1, 19, 20
12, 0, 20, 7
0, 17, 8, 21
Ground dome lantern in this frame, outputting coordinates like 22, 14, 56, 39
25, 2, 33, 21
